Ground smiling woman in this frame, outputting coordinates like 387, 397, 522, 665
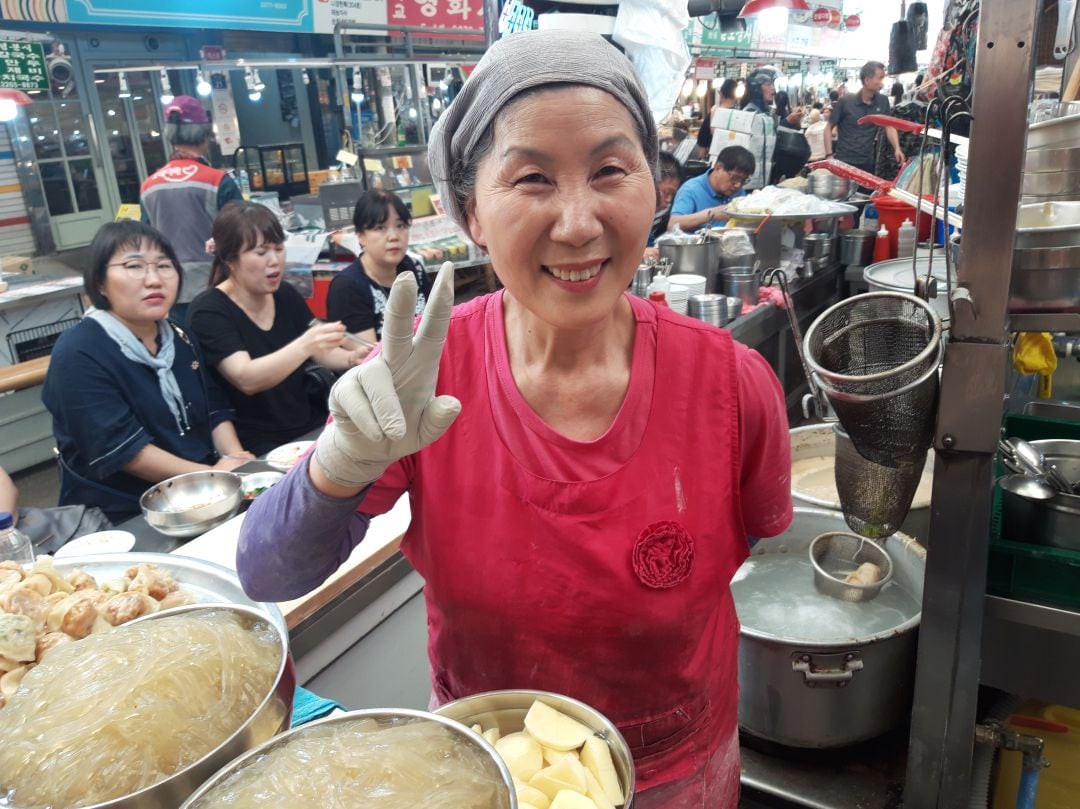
235, 30, 793, 809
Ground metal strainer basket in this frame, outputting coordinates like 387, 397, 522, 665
835, 424, 927, 539
809, 531, 894, 602
804, 292, 943, 467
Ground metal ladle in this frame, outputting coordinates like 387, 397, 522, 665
1009, 438, 1074, 495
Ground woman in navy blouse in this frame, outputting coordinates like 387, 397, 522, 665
43, 220, 253, 520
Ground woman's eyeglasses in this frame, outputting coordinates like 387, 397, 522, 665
108, 260, 179, 280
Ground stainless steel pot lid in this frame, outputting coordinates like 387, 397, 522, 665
863, 256, 954, 292
732, 541, 921, 644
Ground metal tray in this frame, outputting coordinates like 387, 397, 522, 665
723, 201, 858, 223
50, 552, 287, 638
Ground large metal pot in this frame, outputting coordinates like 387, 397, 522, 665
180, 709, 515, 808
1000, 440, 1080, 550
436, 689, 635, 808
840, 229, 876, 266
658, 237, 722, 293
789, 423, 934, 544
733, 508, 925, 748
863, 255, 953, 323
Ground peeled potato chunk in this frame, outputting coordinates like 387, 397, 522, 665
495, 731, 544, 781
516, 781, 552, 809
543, 745, 580, 766
550, 790, 600, 809
584, 768, 616, 809
581, 736, 624, 805
529, 756, 588, 800
482, 726, 502, 745
525, 700, 594, 752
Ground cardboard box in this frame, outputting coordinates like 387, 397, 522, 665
1, 256, 33, 275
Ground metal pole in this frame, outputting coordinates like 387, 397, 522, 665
484, 0, 500, 47
904, 0, 1041, 806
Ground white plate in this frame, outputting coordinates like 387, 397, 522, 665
54, 530, 136, 558
265, 440, 315, 471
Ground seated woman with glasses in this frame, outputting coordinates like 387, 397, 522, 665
42, 220, 254, 521
326, 190, 433, 344
188, 201, 367, 456
667, 145, 755, 233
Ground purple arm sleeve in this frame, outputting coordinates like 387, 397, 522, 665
236, 457, 372, 601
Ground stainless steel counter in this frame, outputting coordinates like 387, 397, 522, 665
740, 728, 907, 809
728, 264, 841, 420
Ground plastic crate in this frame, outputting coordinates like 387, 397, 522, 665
987, 538, 1080, 611
987, 412, 1080, 609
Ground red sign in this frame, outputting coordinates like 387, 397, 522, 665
844, 14, 861, 31
199, 46, 226, 61
387, 0, 484, 32
811, 7, 831, 25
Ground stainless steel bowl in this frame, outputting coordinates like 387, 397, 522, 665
179, 709, 515, 809
435, 689, 635, 808
809, 173, 852, 201
1022, 170, 1080, 197
58, 603, 295, 809
240, 471, 285, 501
140, 471, 243, 538
1025, 144, 1080, 174
1015, 201, 1080, 249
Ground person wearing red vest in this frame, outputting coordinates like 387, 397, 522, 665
140, 95, 242, 322
236, 31, 792, 807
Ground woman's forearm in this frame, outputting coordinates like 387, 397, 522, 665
0, 467, 18, 518
216, 339, 310, 396
236, 459, 371, 601
122, 443, 213, 482
211, 421, 247, 457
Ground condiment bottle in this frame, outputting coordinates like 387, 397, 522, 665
648, 290, 669, 307
872, 224, 891, 263
0, 512, 33, 565
860, 204, 879, 232
897, 219, 916, 258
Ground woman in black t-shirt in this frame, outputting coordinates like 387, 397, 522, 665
189, 202, 366, 455
326, 190, 432, 343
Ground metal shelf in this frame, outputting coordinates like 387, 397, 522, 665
1008, 313, 1080, 334
981, 595, 1080, 708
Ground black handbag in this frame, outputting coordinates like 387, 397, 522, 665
302, 362, 337, 411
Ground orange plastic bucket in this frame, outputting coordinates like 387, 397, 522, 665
872, 194, 934, 258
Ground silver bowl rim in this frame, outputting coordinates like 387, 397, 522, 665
177, 707, 517, 809
58, 602, 293, 809
434, 687, 636, 804
139, 470, 243, 527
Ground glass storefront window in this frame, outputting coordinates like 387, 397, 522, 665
70, 158, 102, 211
40, 162, 74, 216
56, 101, 90, 157
28, 105, 61, 161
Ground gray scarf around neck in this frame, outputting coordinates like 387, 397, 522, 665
86, 309, 191, 435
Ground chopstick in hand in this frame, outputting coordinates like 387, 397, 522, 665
308, 318, 376, 349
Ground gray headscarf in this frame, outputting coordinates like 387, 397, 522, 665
428, 29, 658, 232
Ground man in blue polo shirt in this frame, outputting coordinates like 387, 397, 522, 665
668, 145, 755, 233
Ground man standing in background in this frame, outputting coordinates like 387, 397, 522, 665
140, 96, 243, 323
824, 61, 905, 177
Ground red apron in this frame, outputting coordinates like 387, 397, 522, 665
366, 294, 749, 806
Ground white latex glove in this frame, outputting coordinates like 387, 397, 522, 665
314, 262, 461, 488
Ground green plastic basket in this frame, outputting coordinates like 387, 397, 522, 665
987, 412, 1080, 609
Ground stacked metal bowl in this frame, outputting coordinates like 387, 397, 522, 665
808, 171, 852, 201
1011, 112, 1080, 313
